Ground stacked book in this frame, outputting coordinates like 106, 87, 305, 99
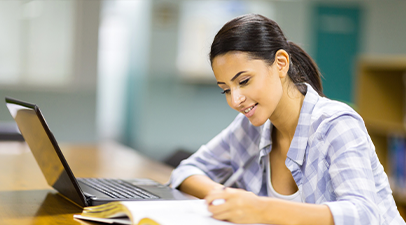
388, 135, 406, 196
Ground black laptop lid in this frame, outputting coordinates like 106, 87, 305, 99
5, 97, 87, 207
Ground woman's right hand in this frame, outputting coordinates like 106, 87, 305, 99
205, 187, 267, 224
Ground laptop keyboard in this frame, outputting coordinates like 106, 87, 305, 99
78, 178, 160, 199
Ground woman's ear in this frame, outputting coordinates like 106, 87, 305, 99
274, 49, 290, 78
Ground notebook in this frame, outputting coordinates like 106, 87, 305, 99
5, 97, 194, 207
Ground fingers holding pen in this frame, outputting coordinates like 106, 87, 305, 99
205, 186, 245, 205
205, 154, 258, 218
205, 187, 266, 224
206, 187, 252, 220
205, 186, 228, 206
205, 187, 232, 218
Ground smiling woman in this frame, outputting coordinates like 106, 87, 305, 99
169, 14, 405, 225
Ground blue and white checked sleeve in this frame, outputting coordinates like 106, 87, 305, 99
321, 115, 382, 225
169, 117, 237, 189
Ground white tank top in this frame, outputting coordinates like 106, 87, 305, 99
266, 159, 302, 202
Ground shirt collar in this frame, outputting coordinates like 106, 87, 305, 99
259, 119, 272, 151
286, 83, 319, 165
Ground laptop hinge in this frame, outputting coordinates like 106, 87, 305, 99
83, 192, 95, 205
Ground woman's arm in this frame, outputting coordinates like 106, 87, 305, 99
205, 188, 334, 225
170, 114, 248, 190
179, 175, 224, 199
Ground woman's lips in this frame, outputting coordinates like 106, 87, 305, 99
242, 103, 258, 118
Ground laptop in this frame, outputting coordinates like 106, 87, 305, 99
5, 97, 194, 207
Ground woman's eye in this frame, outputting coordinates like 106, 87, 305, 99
221, 89, 230, 94
240, 79, 249, 85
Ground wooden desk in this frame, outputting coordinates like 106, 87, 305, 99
0, 141, 175, 225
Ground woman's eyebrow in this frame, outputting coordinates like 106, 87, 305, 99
217, 71, 247, 85
231, 71, 247, 82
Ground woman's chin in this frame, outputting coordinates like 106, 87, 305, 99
248, 117, 267, 127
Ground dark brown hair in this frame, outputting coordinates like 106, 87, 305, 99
210, 14, 324, 96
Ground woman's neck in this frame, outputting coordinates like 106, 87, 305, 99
270, 84, 305, 143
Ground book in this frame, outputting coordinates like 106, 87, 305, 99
74, 199, 262, 225
388, 134, 406, 192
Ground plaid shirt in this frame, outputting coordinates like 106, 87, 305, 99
170, 84, 405, 225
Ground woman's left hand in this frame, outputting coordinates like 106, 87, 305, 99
205, 187, 266, 224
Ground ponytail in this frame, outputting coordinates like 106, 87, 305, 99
287, 41, 324, 97
210, 14, 324, 97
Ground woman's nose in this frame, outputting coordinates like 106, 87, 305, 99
232, 91, 246, 108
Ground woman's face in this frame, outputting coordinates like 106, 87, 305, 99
212, 51, 285, 127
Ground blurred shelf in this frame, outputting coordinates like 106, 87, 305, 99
356, 55, 406, 212
393, 189, 406, 206
364, 119, 406, 136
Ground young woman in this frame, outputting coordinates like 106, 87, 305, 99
169, 14, 405, 225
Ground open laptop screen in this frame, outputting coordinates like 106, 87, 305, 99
6, 98, 87, 207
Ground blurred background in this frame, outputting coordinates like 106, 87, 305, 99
1, 0, 405, 162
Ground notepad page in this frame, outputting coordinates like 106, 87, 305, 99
122, 199, 265, 225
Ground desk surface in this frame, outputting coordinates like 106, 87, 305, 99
0, 141, 175, 225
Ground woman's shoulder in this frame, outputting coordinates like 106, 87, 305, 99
309, 97, 366, 138
309, 97, 372, 158
312, 97, 362, 122
303, 84, 363, 130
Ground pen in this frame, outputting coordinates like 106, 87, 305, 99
211, 154, 258, 206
